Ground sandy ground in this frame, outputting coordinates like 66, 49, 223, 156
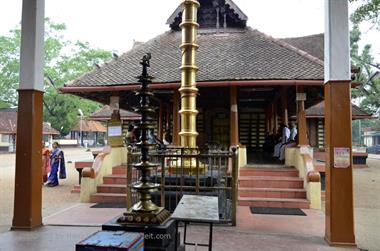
0, 147, 102, 233
353, 156, 380, 251
0, 149, 379, 250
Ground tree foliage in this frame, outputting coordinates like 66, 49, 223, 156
350, 25, 380, 116
350, 0, 380, 29
0, 19, 112, 135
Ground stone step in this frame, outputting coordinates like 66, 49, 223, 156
97, 184, 127, 194
239, 167, 299, 177
90, 193, 126, 204
239, 176, 304, 189
321, 191, 325, 201
71, 185, 81, 194
238, 197, 310, 209
112, 165, 128, 175
238, 187, 306, 199
103, 175, 127, 185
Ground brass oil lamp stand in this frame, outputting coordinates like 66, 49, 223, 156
118, 53, 170, 225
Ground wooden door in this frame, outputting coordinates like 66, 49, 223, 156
239, 109, 266, 150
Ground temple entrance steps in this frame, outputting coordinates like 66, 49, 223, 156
90, 164, 128, 204
238, 166, 310, 209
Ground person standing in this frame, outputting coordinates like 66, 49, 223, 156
45, 142, 66, 187
273, 124, 290, 158
125, 124, 136, 145
289, 122, 298, 141
41, 142, 50, 183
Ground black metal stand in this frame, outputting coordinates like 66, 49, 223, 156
175, 220, 214, 251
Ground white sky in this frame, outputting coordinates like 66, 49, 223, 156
0, 0, 379, 60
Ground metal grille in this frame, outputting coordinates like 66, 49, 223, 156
126, 146, 238, 225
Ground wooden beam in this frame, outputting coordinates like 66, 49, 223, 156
172, 90, 180, 146
158, 102, 164, 140
230, 86, 239, 146
296, 86, 308, 145
281, 87, 289, 126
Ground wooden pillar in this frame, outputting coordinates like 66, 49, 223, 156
266, 105, 273, 133
281, 87, 288, 126
230, 86, 239, 146
12, 0, 44, 230
158, 102, 164, 140
273, 102, 278, 133
324, 0, 355, 246
172, 90, 180, 145
296, 86, 308, 145
166, 104, 171, 132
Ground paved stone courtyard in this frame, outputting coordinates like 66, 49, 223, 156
0, 149, 379, 250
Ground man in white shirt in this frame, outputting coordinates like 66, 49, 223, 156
279, 122, 298, 161
273, 124, 290, 158
289, 122, 297, 141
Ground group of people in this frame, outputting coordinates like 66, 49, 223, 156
42, 142, 66, 187
125, 124, 172, 147
263, 122, 298, 162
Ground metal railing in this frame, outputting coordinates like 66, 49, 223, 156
125, 146, 239, 225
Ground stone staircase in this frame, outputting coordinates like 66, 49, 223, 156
90, 165, 128, 204
238, 165, 310, 209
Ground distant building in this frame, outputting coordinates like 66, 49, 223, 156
90, 105, 141, 138
363, 127, 380, 147
90, 105, 141, 122
70, 119, 107, 147
0, 108, 60, 152
291, 101, 373, 148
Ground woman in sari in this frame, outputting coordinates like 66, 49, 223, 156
42, 142, 50, 183
45, 142, 66, 187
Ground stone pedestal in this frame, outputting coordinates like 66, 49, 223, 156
102, 217, 180, 251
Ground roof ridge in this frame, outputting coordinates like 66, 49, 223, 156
279, 33, 324, 40
249, 28, 324, 66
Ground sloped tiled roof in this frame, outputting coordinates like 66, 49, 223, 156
0, 108, 17, 134
42, 123, 60, 135
71, 120, 107, 133
90, 106, 141, 121
304, 101, 373, 119
65, 28, 324, 88
280, 33, 324, 61
0, 108, 60, 135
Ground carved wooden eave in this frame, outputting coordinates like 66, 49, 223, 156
167, 0, 248, 30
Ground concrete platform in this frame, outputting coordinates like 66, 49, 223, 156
0, 205, 359, 251
44, 203, 125, 226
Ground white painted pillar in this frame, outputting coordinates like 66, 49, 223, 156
13, 0, 45, 229
324, 0, 356, 246
19, 0, 45, 91
324, 0, 350, 83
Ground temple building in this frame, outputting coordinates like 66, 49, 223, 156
61, 0, 368, 161
69, 119, 107, 147
0, 108, 59, 152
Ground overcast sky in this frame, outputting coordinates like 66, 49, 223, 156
0, 0, 379, 59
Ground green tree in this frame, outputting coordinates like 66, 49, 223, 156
350, 0, 380, 30
0, 19, 112, 135
350, 25, 380, 116
350, 23, 380, 144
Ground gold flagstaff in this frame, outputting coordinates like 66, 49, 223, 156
118, 0, 201, 225
179, 0, 200, 148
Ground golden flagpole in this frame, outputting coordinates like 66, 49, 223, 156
179, 0, 200, 148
